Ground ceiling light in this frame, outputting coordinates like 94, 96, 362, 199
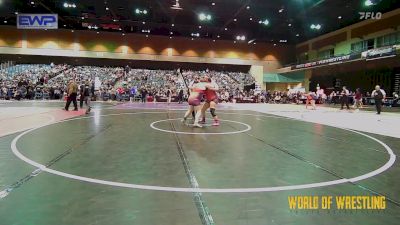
31, 1, 35, 5
259, 19, 269, 26
146, 35, 149, 37
63, 3, 68, 7
71, 30, 74, 32
217, 35, 220, 38
199, 13, 212, 21
142, 21, 146, 24
96, 31, 99, 34
170, 31, 173, 35
171, 0, 183, 10
169, 36, 172, 39
236, 35, 246, 41
310, 24, 321, 30
63, 24, 66, 27
279, 8, 284, 13
72, 3, 76, 8
4, 20, 7, 23
338, 16, 342, 19
135, 8, 148, 15
249, 17, 253, 21
288, 23, 292, 27
273, 43, 277, 46
213, 40, 216, 42
246, 6, 250, 10
364, 0, 374, 6
279, 40, 287, 43
191, 38, 194, 40
233, 18, 237, 22
171, 24, 175, 27
211, 2, 215, 6
199, 25, 202, 29
15, 12, 19, 15
224, 28, 228, 30
122, 33, 125, 36
106, 7, 109, 10
296, 33, 300, 37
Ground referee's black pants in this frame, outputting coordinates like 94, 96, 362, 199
341, 96, 349, 109
375, 99, 382, 114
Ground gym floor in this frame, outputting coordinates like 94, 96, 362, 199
0, 102, 399, 225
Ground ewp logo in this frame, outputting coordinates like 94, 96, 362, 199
17, 14, 58, 29
359, 12, 382, 20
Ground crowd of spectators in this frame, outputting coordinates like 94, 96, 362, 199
2, 63, 397, 107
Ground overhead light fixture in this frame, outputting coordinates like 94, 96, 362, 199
224, 27, 228, 30
171, 24, 175, 27
213, 40, 216, 42
191, 32, 200, 37
279, 40, 287, 43
31, 1, 35, 5
288, 23, 292, 27
259, 19, 269, 26
217, 35, 220, 38
135, 8, 148, 15
249, 17, 253, 21
211, 2, 215, 6
199, 25, 202, 29
233, 18, 237, 22
310, 24, 321, 30
199, 13, 212, 21
63, 2, 76, 8
4, 20, 7, 24
338, 16, 342, 19
236, 35, 246, 41
171, 0, 183, 10
246, 6, 250, 10
106, 7, 109, 10
279, 8, 284, 13
296, 33, 300, 37
364, 0, 374, 6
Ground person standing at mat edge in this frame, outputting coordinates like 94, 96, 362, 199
340, 86, 350, 110
64, 79, 78, 111
372, 85, 386, 115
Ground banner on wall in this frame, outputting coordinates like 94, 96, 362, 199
362, 46, 396, 60
17, 14, 58, 29
291, 54, 360, 70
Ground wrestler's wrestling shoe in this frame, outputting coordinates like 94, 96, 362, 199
193, 123, 203, 128
212, 120, 220, 126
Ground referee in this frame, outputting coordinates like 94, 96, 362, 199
371, 85, 386, 115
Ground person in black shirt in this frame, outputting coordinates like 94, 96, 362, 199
340, 86, 350, 110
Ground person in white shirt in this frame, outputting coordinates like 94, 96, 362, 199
371, 85, 386, 114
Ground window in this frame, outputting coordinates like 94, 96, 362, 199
376, 31, 400, 47
351, 39, 374, 53
317, 48, 334, 59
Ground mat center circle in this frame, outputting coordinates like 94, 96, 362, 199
150, 118, 252, 135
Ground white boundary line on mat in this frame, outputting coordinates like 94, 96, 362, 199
10, 112, 396, 193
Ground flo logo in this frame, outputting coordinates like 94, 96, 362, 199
359, 12, 382, 20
